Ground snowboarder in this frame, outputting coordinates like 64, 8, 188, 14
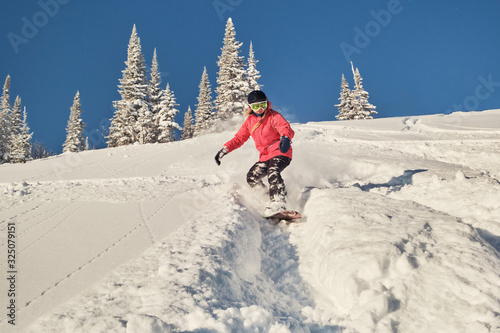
215, 90, 295, 217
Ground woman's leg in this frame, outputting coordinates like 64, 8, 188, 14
267, 156, 291, 203
246, 161, 268, 190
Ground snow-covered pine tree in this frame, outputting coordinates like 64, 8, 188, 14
351, 62, 377, 120
63, 91, 86, 153
335, 74, 355, 120
108, 25, 148, 147
214, 18, 248, 121
246, 41, 262, 92
8, 95, 22, 159
0, 75, 12, 163
193, 67, 214, 136
147, 48, 162, 143
10, 104, 33, 163
0, 75, 11, 111
181, 106, 194, 140
156, 83, 181, 143
9, 96, 22, 139
136, 103, 154, 144
8, 96, 23, 156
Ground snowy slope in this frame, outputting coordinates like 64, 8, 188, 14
0, 110, 499, 332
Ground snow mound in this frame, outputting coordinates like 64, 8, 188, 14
294, 187, 500, 332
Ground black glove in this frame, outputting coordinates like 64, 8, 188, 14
215, 147, 228, 166
279, 136, 291, 154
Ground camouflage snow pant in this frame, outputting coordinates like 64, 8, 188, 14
246, 156, 291, 203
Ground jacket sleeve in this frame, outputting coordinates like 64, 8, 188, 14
224, 120, 251, 153
273, 112, 295, 139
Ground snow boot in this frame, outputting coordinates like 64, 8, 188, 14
264, 200, 287, 218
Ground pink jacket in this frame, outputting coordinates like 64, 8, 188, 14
224, 109, 294, 161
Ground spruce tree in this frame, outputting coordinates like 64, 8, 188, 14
214, 18, 248, 121
9, 96, 22, 140
136, 103, 155, 144
194, 67, 214, 136
63, 91, 86, 153
0, 75, 11, 111
335, 74, 354, 120
108, 25, 148, 147
148, 48, 162, 143
181, 106, 194, 140
8, 96, 22, 160
351, 63, 377, 120
246, 41, 262, 92
10, 103, 32, 163
156, 83, 181, 143
0, 75, 12, 163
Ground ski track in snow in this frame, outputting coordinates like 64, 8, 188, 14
0, 110, 499, 332
24, 186, 330, 332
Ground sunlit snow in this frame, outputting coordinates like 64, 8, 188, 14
1, 110, 499, 332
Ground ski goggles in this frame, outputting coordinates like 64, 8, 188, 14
249, 101, 268, 111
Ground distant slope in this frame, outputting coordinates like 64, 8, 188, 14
0, 110, 499, 332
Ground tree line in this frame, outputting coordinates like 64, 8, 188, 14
0, 75, 85, 164
0, 76, 33, 164
0, 17, 377, 164
335, 62, 377, 120
0, 18, 261, 163
107, 18, 262, 147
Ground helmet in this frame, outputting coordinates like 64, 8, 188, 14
247, 90, 267, 104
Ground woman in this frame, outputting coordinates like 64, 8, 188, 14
215, 90, 295, 216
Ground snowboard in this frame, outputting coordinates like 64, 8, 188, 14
266, 210, 302, 223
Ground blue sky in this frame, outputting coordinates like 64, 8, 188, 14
1, 0, 499, 153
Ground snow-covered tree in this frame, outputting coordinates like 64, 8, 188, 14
108, 25, 148, 147
214, 18, 248, 121
194, 67, 214, 136
63, 91, 86, 153
246, 41, 262, 92
147, 48, 162, 143
181, 106, 194, 140
335, 74, 354, 120
8, 95, 22, 160
10, 102, 32, 163
136, 103, 155, 144
350, 62, 377, 120
9, 96, 22, 138
0, 75, 12, 163
0, 75, 11, 111
156, 83, 181, 143
336, 64, 377, 121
